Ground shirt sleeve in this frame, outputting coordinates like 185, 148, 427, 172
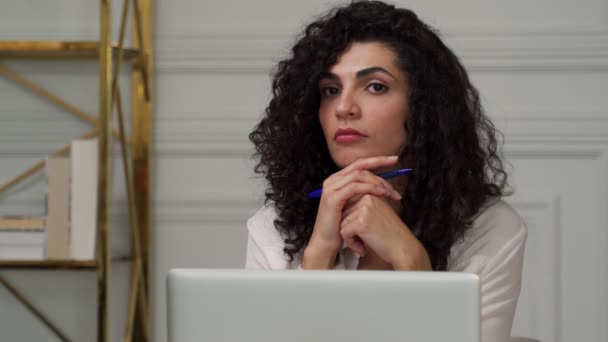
479, 223, 527, 342
244, 206, 292, 270
245, 226, 272, 269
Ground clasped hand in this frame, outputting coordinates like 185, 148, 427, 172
304, 156, 431, 271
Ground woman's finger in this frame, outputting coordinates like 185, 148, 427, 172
324, 182, 387, 209
343, 155, 399, 174
340, 214, 366, 256
342, 196, 366, 219
326, 169, 401, 201
325, 155, 399, 184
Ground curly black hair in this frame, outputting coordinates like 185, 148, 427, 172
249, 0, 510, 270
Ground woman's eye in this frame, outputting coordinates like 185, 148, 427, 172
368, 83, 387, 93
321, 86, 340, 96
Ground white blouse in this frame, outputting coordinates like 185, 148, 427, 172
245, 199, 527, 342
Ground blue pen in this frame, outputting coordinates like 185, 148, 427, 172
307, 168, 412, 199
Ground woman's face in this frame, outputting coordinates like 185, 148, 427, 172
318, 41, 410, 169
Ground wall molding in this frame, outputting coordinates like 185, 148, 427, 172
154, 32, 608, 72
153, 200, 260, 223
0, 198, 261, 224
2, 114, 608, 158
508, 195, 562, 342
3, 25, 608, 72
2, 195, 566, 342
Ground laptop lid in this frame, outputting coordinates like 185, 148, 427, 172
167, 269, 480, 342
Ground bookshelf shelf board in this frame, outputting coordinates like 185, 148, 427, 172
0, 256, 131, 269
0, 41, 140, 59
0, 259, 97, 269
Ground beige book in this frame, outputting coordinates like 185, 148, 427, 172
0, 216, 45, 231
45, 157, 70, 259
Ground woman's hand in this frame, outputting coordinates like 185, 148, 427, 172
302, 156, 402, 269
340, 194, 432, 271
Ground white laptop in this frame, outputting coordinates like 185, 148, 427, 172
167, 269, 480, 342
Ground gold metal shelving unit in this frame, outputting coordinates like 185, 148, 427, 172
0, 1, 153, 341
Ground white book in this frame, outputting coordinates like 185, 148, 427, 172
0, 216, 45, 231
69, 139, 99, 260
0, 245, 45, 260
0, 231, 46, 245
0, 231, 46, 260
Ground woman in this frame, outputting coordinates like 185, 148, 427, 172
247, 1, 527, 341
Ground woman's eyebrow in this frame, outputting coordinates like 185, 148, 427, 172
319, 72, 339, 81
356, 66, 396, 80
319, 66, 397, 81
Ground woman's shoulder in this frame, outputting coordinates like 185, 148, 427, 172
247, 203, 283, 246
473, 198, 527, 243
449, 198, 528, 271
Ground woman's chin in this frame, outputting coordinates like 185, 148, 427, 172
332, 152, 374, 169
331, 156, 355, 169
331, 150, 405, 170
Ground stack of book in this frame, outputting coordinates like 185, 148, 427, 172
0, 139, 99, 261
0, 216, 46, 260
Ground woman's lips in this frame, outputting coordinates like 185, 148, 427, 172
334, 128, 367, 143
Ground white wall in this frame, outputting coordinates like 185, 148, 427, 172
1, 1, 607, 341
154, 1, 608, 342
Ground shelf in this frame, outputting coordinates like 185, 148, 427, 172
0, 256, 131, 269
0, 3, 153, 340
0, 259, 96, 269
0, 41, 140, 59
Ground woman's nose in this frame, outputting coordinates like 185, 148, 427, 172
335, 91, 361, 119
